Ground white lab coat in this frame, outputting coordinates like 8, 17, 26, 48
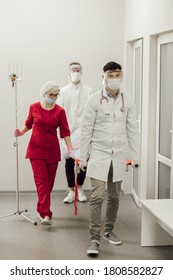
80, 89, 139, 182
57, 83, 93, 133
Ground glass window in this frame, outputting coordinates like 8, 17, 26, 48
159, 43, 173, 159
134, 47, 141, 118
158, 162, 170, 198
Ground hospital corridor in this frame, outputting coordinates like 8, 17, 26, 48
0, 192, 172, 260
0, 0, 173, 267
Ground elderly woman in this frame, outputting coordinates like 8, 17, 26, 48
14, 81, 72, 225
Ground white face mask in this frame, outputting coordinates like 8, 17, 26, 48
71, 72, 82, 83
44, 97, 56, 104
107, 79, 121, 91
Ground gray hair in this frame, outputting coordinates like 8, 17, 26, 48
40, 81, 59, 97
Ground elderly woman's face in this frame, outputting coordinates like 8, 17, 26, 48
46, 88, 60, 99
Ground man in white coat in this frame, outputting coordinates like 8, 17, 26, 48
79, 61, 140, 256
57, 62, 93, 203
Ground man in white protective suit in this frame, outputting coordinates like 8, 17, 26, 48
57, 62, 93, 203
79, 61, 140, 256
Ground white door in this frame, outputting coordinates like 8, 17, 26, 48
131, 39, 143, 206
156, 33, 173, 199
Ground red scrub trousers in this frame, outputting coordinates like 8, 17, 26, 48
30, 159, 58, 219
24, 102, 70, 219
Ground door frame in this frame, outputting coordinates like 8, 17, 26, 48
155, 33, 173, 198
131, 39, 143, 206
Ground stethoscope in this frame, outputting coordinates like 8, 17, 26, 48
100, 90, 125, 112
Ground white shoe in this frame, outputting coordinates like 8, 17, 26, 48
63, 191, 75, 204
78, 188, 87, 202
41, 216, 52, 225
37, 212, 43, 222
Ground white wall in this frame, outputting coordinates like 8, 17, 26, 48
124, 0, 173, 198
0, 0, 124, 191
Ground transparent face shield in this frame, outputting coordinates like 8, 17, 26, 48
102, 70, 123, 87
69, 64, 82, 83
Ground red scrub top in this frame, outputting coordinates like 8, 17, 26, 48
25, 102, 70, 163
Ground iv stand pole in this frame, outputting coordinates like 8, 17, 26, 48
0, 75, 37, 225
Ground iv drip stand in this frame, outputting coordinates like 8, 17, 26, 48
0, 74, 37, 225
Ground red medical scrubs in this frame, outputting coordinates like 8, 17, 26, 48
25, 102, 70, 219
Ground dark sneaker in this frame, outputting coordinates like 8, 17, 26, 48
87, 241, 99, 256
103, 232, 121, 245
